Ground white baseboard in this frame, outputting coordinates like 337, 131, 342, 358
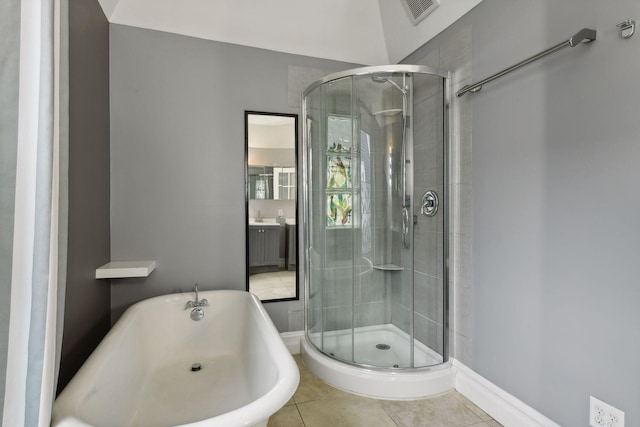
280, 330, 304, 354
452, 359, 560, 427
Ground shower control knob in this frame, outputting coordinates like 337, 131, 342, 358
421, 191, 439, 217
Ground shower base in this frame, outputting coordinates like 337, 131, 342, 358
302, 324, 455, 400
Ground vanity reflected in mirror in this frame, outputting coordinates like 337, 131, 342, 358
245, 111, 298, 302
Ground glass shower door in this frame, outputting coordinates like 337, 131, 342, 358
410, 71, 447, 365
349, 74, 416, 368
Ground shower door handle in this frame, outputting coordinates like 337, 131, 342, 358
402, 207, 410, 248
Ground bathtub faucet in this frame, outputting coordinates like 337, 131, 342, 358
185, 283, 209, 309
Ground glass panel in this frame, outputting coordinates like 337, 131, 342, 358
412, 73, 446, 365
305, 84, 324, 351
351, 73, 415, 367
320, 77, 354, 362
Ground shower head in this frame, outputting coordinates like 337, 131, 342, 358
371, 76, 406, 94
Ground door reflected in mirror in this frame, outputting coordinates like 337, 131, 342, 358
245, 111, 298, 302
248, 166, 296, 200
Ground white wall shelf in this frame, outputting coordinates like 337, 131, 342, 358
372, 264, 404, 271
95, 260, 156, 279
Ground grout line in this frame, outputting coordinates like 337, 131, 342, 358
380, 403, 400, 426
294, 403, 307, 426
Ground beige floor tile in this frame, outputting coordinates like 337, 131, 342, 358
286, 353, 501, 427
254, 286, 294, 300
298, 395, 397, 427
293, 358, 350, 403
453, 392, 493, 422
381, 391, 483, 427
249, 270, 296, 300
277, 271, 296, 279
267, 405, 305, 427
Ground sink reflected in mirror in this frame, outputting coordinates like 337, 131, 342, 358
245, 111, 298, 302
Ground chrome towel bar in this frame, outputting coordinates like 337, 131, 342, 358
457, 28, 596, 97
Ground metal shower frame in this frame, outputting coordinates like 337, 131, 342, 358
300, 64, 453, 371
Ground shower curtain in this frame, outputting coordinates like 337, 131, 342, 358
1, 0, 68, 425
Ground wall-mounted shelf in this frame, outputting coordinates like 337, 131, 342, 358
96, 260, 156, 279
372, 108, 403, 117
373, 264, 404, 271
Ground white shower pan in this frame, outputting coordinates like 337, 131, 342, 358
302, 324, 455, 400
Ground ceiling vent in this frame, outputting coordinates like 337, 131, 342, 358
402, 0, 440, 25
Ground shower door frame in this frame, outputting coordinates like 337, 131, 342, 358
301, 64, 452, 370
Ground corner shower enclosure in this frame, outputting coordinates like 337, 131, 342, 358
301, 65, 452, 399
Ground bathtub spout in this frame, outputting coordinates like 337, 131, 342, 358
185, 283, 209, 309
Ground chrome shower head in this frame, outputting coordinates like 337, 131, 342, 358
371, 76, 406, 94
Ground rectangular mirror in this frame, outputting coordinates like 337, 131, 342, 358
245, 111, 298, 302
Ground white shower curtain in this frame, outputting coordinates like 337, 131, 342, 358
1, 0, 68, 425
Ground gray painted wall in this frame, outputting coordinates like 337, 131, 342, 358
58, 0, 111, 392
406, 0, 640, 425
0, 0, 20, 412
109, 25, 357, 330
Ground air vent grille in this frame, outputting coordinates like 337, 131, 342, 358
403, 0, 440, 25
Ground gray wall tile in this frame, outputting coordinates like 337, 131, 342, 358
408, 25, 473, 368
414, 272, 443, 324
414, 314, 443, 356
391, 301, 411, 334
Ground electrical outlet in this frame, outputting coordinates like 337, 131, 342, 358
590, 396, 625, 427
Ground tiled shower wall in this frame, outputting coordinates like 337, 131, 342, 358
390, 72, 446, 355
408, 26, 474, 366
389, 25, 473, 365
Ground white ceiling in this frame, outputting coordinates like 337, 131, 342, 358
99, 0, 483, 65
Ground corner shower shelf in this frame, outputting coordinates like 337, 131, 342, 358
95, 260, 156, 279
372, 264, 404, 271
372, 108, 403, 117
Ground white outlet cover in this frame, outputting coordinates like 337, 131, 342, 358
590, 396, 625, 427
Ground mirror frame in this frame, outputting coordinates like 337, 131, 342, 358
245, 110, 299, 302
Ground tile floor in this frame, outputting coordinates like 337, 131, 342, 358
249, 270, 296, 300
268, 355, 502, 427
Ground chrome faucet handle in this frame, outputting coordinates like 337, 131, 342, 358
184, 283, 208, 309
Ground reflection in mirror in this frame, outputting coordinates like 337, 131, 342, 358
245, 111, 298, 302
248, 167, 296, 200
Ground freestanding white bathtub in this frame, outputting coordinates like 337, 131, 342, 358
52, 290, 299, 427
